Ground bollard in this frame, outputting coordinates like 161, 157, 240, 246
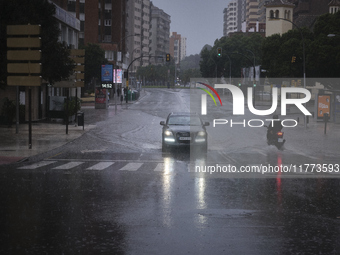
323, 113, 329, 134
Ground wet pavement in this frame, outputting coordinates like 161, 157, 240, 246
1, 88, 340, 254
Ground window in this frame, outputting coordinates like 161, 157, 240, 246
104, 20, 111, 26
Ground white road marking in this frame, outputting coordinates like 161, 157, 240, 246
119, 163, 143, 171
18, 161, 57, 169
86, 162, 114, 170
153, 163, 164, 172
53, 162, 84, 170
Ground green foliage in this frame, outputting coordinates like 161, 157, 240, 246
82, 43, 107, 86
200, 34, 264, 78
261, 12, 340, 89
64, 97, 81, 117
179, 69, 202, 84
136, 64, 169, 82
180, 54, 201, 71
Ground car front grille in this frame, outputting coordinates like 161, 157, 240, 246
176, 132, 191, 144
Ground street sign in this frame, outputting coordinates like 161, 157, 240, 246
7, 24, 41, 35
7, 25, 42, 87
7, 76, 42, 86
75, 73, 84, 80
71, 49, 85, 88
70, 49, 85, 56
74, 65, 84, 72
7, 63, 41, 74
7, 37, 41, 48
7, 50, 41, 61
75, 81, 84, 87
72, 57, 85, 64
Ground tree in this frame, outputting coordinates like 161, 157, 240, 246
200, 34, 264, 79
261, 28, 313, 78
261, 12, 340, 89
179, 68, 201, 84
82, 43, 107, 89
309, 12, 340, 87
0, 0, 74, 88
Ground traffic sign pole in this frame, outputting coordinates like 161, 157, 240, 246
7, 24, 41, 147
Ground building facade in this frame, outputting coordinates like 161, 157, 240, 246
265, 0, 294, 37
126, 0, 151, 72
180, 37, 187, 60
169, 32, 181, 64
246, 0, 260, 31
52, 0, 127, 68
224, 0, 247, 36
149, 3, 171, 65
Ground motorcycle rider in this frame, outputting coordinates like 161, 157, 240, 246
267, 114, 283, 141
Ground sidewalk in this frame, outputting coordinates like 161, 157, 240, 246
0, 88, 147, 165
0, 102, 123, 165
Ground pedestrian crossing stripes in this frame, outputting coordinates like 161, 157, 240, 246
18, 161, 57, 169
86, 162, 115, 170
119, 163, 143, 171
16, 160, 339, 178
17, 160, 166, 172
53, 162, 84, 170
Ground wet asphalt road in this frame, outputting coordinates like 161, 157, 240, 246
1, 88, 340, 254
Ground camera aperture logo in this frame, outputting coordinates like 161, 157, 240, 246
198, 83, 312, 128
196, 82, 222, 114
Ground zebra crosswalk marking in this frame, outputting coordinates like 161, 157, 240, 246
86, 162, 115, 170
18, 161, 57, 169
153, 163, 164, 172
119, 163, 143, 171
52, 162, 84, 170
18, 161, 167, 172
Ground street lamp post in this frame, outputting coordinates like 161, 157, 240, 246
231, 51, 256, 105
270, 17, 307, 128
113, 33, 140, 112
246, 49, 256, 105
225, 53, 232, 85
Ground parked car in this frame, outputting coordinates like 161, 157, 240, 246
160, 112, 209, 153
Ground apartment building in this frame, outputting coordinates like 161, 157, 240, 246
180, 37, 187, 60
126, 0, 151, 72
149, 3, 171, 65
51, 0, 126, 70
169, 32, 182, 65
223, 1, 238, 36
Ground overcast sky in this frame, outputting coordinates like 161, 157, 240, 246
152, 0, 231, 56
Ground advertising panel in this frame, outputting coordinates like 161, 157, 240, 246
114, 69, 123, 83
101, 64, 113, 88
317, 95, 331, 119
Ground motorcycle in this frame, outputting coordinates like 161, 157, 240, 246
264, 125, 286, 149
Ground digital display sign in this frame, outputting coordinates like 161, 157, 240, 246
102, 83, 113, 89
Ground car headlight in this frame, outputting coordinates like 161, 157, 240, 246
164, 130, 173, 136
197, 131, 206, 136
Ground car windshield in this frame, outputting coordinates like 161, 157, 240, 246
167, 116, 202, 126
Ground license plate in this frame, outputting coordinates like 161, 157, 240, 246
278, 138, 284, 143
179, 137, 191, 140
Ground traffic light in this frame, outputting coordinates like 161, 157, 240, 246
238, 82, 241, 86
291, 56, 296, 63
217, 47, 222, 57
166, 53, 170, 62
253, 83, 256, 87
